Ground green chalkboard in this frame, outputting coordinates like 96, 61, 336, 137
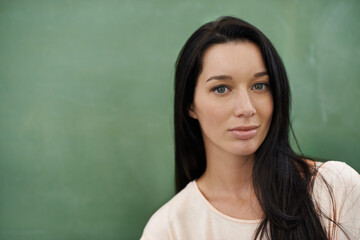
0, 0, 359, 239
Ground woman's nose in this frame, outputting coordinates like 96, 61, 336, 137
233, 91, 256, 117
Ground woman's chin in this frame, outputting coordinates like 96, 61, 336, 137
226, 142, 260, 158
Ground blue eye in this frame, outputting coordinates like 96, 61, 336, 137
212, 86, 229, 94
252, 83, 268, 90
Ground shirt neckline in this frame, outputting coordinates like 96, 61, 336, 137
191, 180, 263, 224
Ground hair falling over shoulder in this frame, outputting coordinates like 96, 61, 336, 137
173, 16, 350, 240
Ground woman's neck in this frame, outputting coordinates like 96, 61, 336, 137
196, 152, 263, 220
197, 151, 255, 199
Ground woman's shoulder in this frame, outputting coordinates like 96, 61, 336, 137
314, 160, 359, 187
312, 160, 360, 212
141, 181, 198, 239
312, 161, 360, 238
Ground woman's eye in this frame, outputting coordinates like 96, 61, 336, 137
252, 83, 267, 91
213, 86, 228, 94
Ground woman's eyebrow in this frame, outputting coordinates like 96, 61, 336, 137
206, 72, 268, 82
254, 71, 268, 77
205, 75, 232, 82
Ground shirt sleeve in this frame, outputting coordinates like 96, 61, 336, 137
140, 203, 172, 240
336, 162, 360, 239
315, 161, 360, 239
140, 233, 156, 240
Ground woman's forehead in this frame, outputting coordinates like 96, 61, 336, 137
199, 42, 267, 81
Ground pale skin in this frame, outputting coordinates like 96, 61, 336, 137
189, 41, 273, 220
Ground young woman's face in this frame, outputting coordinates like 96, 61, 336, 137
189, 41, 273, 158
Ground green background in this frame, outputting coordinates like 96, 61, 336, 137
0, 0, 359, 239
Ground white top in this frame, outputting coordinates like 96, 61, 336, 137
140, 161, 360, 240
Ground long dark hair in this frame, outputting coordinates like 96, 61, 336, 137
174, 16, 346, 240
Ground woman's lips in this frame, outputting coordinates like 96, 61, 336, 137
229, 126, 259, 140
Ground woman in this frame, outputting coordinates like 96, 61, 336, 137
140, 16, 360, 240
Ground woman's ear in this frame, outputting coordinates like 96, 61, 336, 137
188, 104, 198, 119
